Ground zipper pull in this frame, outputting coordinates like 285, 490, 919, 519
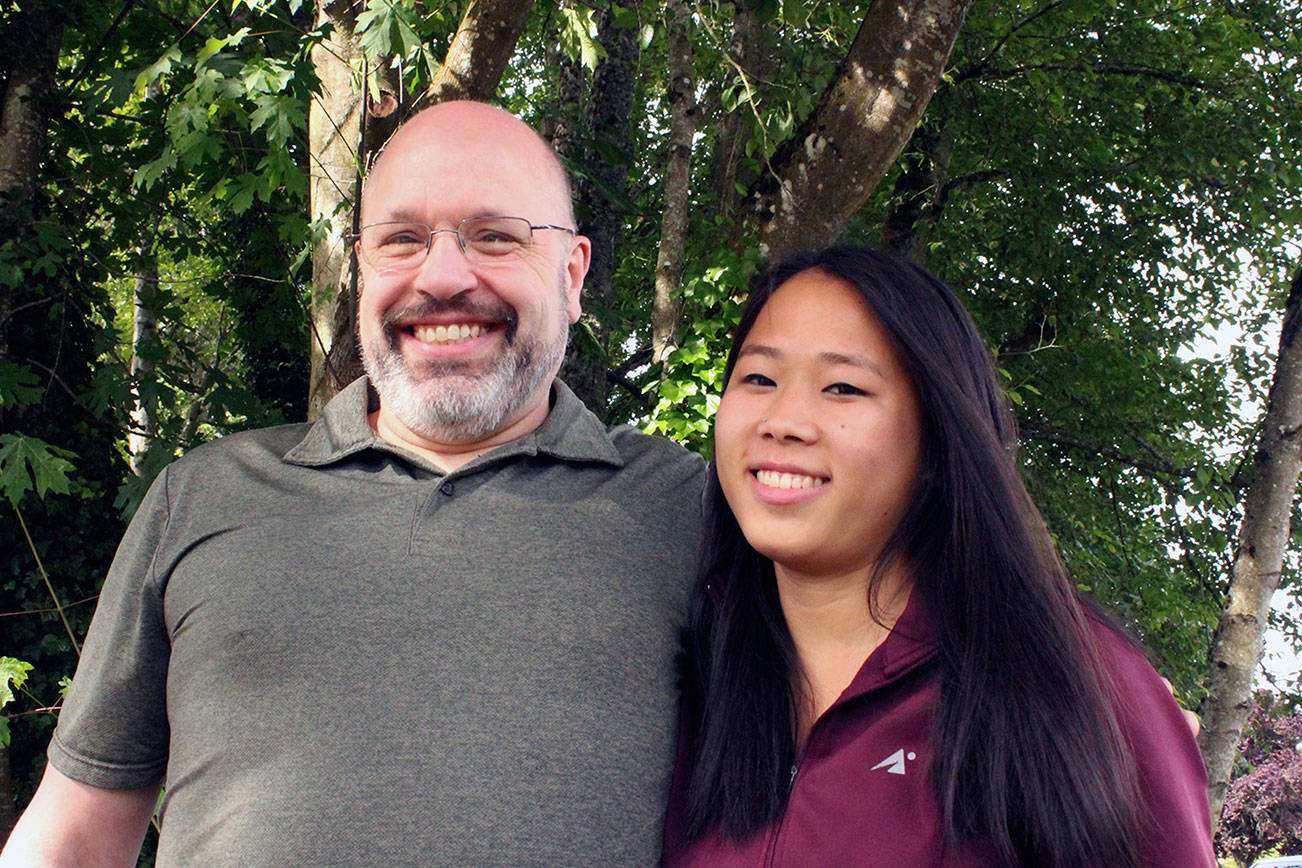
787, 762, 799, 794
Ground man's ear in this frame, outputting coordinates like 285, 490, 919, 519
564, 234, 591, 324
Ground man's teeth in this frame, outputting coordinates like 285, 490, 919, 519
755, 469, 825, 489
412, 324, 485, 344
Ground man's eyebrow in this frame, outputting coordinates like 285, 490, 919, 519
376, 208, 428, 223
365, 208, 523, 225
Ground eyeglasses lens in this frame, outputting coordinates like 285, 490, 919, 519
359, 217, 534, 269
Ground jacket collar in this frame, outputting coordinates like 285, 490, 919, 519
834, 593, 940, 706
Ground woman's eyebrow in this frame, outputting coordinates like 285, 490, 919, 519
819, 350, 885, 377
738, 344, 885, 377
736, 344, 780, 361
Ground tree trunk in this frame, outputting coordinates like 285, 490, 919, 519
419, 0, 534, 106
0, 4, 61, 209
0, 0, 64, 370
651, 0, 698, 365
307, 0, 366, 419
560, 0, 640, 416
706, 4, 771, 226
127, 232, 159, 475
748, 0, 974, 262
1199, 261, 1302, 824
880, 117, 953, 264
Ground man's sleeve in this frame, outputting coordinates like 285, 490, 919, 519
47, 467, 175, 790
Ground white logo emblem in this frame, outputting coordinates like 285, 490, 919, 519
871, 748, 916, 775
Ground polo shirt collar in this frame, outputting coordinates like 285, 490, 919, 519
282, 376, 623, 470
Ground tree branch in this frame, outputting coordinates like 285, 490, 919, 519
1019, 418, 1195, 482
66, 0, 139, 91
959, 0, 1068, 80
959, 61, 1213, 90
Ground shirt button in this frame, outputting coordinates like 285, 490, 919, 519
439, 481, 454, 496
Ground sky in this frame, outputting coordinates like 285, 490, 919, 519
1261, 589, 1302, 690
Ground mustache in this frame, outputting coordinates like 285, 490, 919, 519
381, 295, 518, 344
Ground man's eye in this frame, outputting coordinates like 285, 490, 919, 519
471, 229, 525, 245
826, 382, 866, 396
379, 231, 424, 247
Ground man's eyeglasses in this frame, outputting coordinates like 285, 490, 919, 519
353, 216, 575, 271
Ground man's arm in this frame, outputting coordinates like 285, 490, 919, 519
0, 765, 159, 868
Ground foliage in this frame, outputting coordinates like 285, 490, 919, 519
1218, 691, 1302, 862
0, 436, 76, 507
1, 0, 315, 810
858, 0, 1301, 691
3, 0, 1302, 835
0, 658, 34, 750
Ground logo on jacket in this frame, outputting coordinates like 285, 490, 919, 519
871, 748, 916, 775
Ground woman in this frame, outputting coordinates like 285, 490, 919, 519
664, 246, 1214, 866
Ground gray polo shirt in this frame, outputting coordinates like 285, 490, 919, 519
50, 378, 705, 866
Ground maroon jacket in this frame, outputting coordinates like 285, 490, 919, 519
664, 599, 1215, 867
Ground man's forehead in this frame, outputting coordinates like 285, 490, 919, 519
361, 112, 568, 221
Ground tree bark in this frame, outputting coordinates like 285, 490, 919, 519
0, 0, 64, 371
560, 0, 640, 416
748, 0, 974, 263
419, 0, 534, 106
651, 0, 698, 365
307, 0, 366, 419
880, 117, 953, 264
706, 4, 771, 226
1199, 261, 1302, 824
0, 4, 61, 209
127, 232, 159, 476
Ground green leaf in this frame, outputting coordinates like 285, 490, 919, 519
0, 434, 77, 507
134, 45, 182, 92
0, 658, 33, 710
558, 5, 605, 70
0, 362, 43, 409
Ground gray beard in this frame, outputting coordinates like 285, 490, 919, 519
362, 293, 569, 445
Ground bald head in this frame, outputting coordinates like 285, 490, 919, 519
361, 101, 575, 228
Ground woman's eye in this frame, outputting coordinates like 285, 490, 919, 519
739, 372, 775, 387
826, 382, 866, 396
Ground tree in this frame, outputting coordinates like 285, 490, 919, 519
745, 0, 973, 262
4, 0, 1302, 843
1217, 690, 1302, 863
1201, 262, 1302, 819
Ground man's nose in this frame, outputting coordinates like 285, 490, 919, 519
412, 229, 477, 297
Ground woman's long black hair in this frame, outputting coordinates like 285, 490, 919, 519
682, 246, 1140, 866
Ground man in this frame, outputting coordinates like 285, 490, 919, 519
1, 102, 705, 866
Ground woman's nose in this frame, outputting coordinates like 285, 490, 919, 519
756, 393, 819, 443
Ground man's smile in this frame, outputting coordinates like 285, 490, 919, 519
411, 323, 489, 345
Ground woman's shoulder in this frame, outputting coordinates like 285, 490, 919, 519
1086, 615, 1217, 867
1085, 616, 1193, 728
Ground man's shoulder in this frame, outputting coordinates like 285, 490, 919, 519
605, 424, 706, 478
167, 421, 315, 476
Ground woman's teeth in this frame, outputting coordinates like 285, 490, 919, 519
755, 469, 825, 489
